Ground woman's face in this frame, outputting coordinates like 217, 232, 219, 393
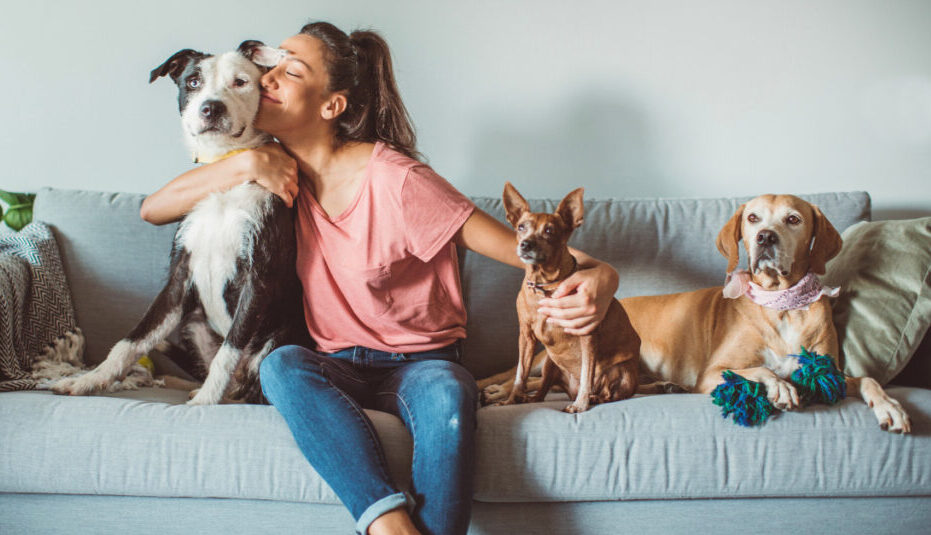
255, 34, 336, 138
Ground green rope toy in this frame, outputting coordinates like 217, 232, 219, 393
711, 370, 776, 427
710, 347, 846, 427
790, 347, 847, 405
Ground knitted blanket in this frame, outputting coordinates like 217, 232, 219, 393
0, 221, 86, 391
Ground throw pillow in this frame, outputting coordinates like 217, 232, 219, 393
823, 217, 931, 385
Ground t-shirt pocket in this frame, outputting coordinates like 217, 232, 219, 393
345, 264, 394, 318
381, 267, 454, 332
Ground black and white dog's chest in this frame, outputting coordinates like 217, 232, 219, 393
177, 182, 274, 336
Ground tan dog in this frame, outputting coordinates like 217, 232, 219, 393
481, 194, 911, 433
495, 183, 640, 413
623, 194, 910, 432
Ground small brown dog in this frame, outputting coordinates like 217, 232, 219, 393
495, 183, 640, 413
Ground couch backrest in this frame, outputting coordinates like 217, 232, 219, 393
34, 189, 179, 365
34, 188, 870, 377
459, 193, 870, 378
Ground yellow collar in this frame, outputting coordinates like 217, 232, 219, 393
193, 148, 250, 164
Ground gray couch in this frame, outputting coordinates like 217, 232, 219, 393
1, 188, 929, 534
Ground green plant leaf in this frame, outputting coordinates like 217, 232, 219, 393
0, 190, 36, 231
4, 206, 32, 231
0, 190, 19, 205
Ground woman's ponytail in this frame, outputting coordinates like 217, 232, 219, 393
300, 22, 420, 161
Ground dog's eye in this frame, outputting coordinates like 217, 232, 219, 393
517, 223, 526, 232
186, 78, 201, 89
233, 78, 248, 87
786, 215, 801, 225
544, 226, 554, 236
747, 213, 760, 223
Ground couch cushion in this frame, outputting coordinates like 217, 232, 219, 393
460, 192, 870, 378
3, 386, 927, 505
0, 389, 411, 504
474, 387, 931, 502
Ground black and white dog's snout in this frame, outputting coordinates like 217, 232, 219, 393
197, 99, 234, 136
199, 100, 227, 120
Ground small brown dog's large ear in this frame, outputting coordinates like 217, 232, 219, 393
808, 204, 843, 275
555, 187, 585, 230
716, 203, 745, 272
502, 182, 530, 228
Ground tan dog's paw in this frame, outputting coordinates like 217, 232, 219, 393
762, 376, 799, 411
495, 391, 530, 406
871, 397, 911, 434
660, 382, 688, 394
482, 383, 509, 405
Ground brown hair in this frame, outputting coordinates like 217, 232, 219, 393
299, 21, 420, 161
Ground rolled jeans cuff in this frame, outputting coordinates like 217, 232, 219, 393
355, 491, 415, 535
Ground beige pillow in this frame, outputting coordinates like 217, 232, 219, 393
823, 217, 931, 385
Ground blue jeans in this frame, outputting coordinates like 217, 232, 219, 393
259, 341, 478, 535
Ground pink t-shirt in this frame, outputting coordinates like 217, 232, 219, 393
293, 142, 476, 354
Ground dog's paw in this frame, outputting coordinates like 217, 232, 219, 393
186, 391, 211, 406
481, 383, 509, 405
51, 373, 105, 396
186, 389, 220, 406
495, 389, 532, 406
563, 402, 590, 414
661, 382, 688, 394
872, 396, 911, 434
762, 376, 799, 411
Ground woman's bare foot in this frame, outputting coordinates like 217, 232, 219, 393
368, 508, 421, 535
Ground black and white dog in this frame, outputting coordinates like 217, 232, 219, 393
53, 41, 306, 405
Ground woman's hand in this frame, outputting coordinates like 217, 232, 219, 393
537, 257, 619, 336
242, 143, 300, 207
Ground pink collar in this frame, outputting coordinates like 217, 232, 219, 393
723, 270, 839, 311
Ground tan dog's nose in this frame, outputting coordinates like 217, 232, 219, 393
756, 230, 778, 247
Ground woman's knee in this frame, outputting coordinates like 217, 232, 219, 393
259, 345, 317, 395
407, 360, 478, 418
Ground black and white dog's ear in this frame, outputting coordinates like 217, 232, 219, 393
238, 39, 284, 68
149, 49, 207, 84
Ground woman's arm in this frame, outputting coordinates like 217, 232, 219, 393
453, 209, 620, 336
140, 143, 300, 225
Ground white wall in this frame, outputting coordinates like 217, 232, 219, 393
2, 0, 929, 219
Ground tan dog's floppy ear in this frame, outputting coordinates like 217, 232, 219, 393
555, 187, 585, 230
808, 204, 843, 275
502, 182, 530, 228
716, 203, 745, 273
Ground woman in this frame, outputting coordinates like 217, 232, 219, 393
141, 22, 619, 535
